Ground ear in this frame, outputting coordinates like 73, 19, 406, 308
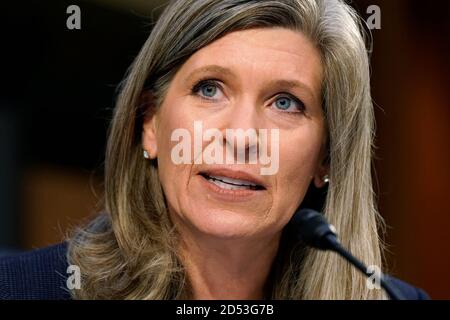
313, 143, 330, 188
141, 91, 158, 159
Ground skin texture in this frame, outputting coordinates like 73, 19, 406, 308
142, 27, 328, 299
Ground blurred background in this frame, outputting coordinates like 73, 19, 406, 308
1, 0, 449, 299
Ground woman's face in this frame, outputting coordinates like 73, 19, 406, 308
143, 27, 328, 241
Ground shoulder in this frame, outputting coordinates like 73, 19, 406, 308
0, 242, 72, 300
386, 275, 430, 300
0, 242, 430, 301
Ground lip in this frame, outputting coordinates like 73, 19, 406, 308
196, 167, 268, 202
198, 167, 267, 189
198, 174, 265, 202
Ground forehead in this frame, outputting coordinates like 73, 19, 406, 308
179, 27, 323, 95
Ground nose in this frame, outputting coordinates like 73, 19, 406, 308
220, 98, 262, 164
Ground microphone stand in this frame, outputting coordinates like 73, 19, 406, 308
289, 208, 406, 300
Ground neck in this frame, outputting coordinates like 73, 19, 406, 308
178, 230, 281, 300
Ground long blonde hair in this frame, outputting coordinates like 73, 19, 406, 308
68, 0, 385, 299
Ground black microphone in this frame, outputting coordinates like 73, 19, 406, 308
289, 208, 406, 300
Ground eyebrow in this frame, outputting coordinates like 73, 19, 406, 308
185, 65, 236, 83
185, 64, 318, 101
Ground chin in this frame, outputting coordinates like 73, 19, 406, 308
186, 207, 262, 240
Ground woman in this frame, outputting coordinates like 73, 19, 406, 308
0, 0, 429, 300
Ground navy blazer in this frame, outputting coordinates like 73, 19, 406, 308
0, 242, 430, 300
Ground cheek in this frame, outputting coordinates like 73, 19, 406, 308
155, 101, 191, 165
282, 144, 318, 179
275, 130, 323, 202
153, 103, 199, 209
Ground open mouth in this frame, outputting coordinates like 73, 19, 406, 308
199, 173, 266, 191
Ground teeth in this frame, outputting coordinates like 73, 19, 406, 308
208, 175, 257, 187
209, 179, 252, 190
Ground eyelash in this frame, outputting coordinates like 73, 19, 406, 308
190, 78, 306, 114
190, 78, 223, 102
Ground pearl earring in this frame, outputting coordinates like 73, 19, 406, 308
143, 150, 150, 159
323, 175, 330, 184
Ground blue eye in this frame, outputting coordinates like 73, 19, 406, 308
191, 80, 305, 113
272, 95, 305, 113
191, 79, 223, 100
275, 97, 291, 110
200, 84, 217, 97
